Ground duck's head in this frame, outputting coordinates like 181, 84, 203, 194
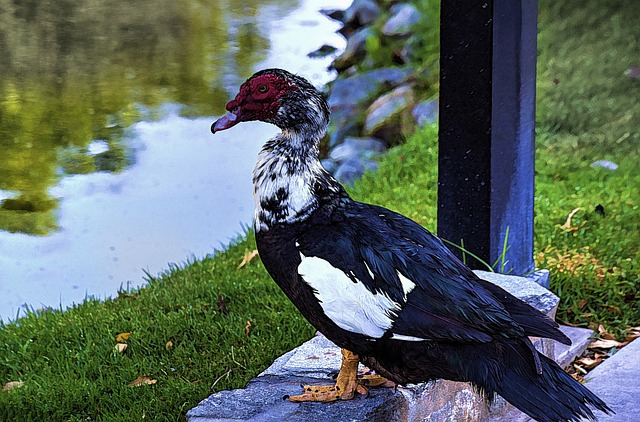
211, 68, 329, 135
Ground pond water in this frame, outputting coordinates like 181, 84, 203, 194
0, 0, 347, 321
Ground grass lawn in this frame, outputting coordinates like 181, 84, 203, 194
1, 0, 638, 420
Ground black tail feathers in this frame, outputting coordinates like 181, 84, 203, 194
494, 345, 613, 422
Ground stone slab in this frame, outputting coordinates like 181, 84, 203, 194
187, 374, 402, 422
582, 338, 640, 421
474, 270, 559, 317
554, 325, 594, 369
188, 271, 563, 422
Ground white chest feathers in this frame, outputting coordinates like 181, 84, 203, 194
253, 145, 322, 231
298, 253, 419, 340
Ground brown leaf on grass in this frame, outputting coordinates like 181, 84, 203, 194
597, 324, 616, 340
165, 341, 174, 350
115, 332, 132, 342
244, 320, 252, 337
561, 207, 582, 231
588, 339, 627, 349
114, 343, 128, 353
129, 376, 157, 387
626, 326, 640, 341
217, 294, 229, 316
578, 299, 587, 309
2, 381, 24, 392
237, 250, 258, 269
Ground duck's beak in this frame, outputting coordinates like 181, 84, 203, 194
211, 111, 239, 133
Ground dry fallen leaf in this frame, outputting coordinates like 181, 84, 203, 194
114, 343, 128, 353
576, 357, 602, 369
588, 339, 627, 349
165, 340, 174, 350
2, 381, 24, 392
237, 250, 258, 269
116, 332, 132, 343
572, 363, 588, 375
625, 326, 640, 341
129, 376, 157, 387
597, 324, 616, 340
561, 207, 582, 231
244, 320, 252, 337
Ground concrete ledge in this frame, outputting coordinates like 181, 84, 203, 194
187, 271, 589, 422
580, 338, 640, 421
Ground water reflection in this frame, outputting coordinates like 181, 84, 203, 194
0, 0, 295, 235
0, 0, 347, 320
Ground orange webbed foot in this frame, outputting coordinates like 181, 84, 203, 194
288, 349, 395, 403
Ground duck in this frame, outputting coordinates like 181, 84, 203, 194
211, 68, 612, 422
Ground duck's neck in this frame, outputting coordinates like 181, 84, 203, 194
252, 127, 345, 232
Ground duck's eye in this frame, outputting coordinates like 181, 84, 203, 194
257, 84, 268, 94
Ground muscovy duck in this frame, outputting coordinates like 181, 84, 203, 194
211, 69, 612, 421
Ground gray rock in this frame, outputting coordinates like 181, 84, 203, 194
327, 68, 415, 146
382, 3, 422, 37
320, 158, 337, 174
412, 99, 438, 126
328, 68, 416, 109
474, 270, 560, 317
331, 27, 372, 71
334, 156, 378, 186
343, 0, 381, 27
364, 84, 415, 135
328, 121, 359, 149
524, 268, 550, 289
554, 325, 594, 369
590, 160, 618, 171
186, 374, 400, 422
581, 338, 640, 421
328, 136, 386, 164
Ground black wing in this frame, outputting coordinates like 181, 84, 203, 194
297, 200, 569, 345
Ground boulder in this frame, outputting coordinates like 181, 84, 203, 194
412, 99, 438, 126
382, 3, 422, 37
327, 68, 415, 146
331, 27, 372, 71
364, 84, 415, 140
343, 0, 381, 27
328, 136, 386, 164
334, 156, 378, 186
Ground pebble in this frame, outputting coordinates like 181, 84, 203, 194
590, 160, 618, 171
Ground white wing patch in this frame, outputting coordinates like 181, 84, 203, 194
298, 254, 401, 338
390, 333, 428, 342
397, 271, 416, 300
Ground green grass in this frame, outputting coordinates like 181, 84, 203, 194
532, 0, 639, 338
1, 0, 638, 420
0, 237, 314, 421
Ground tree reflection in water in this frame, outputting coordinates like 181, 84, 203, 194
0, 0, 293, 235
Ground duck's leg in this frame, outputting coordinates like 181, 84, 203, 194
288, 349, 394, 403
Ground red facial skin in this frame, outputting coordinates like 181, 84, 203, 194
211, 73, 297, 133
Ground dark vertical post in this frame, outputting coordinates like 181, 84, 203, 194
437, 0, 538, 275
